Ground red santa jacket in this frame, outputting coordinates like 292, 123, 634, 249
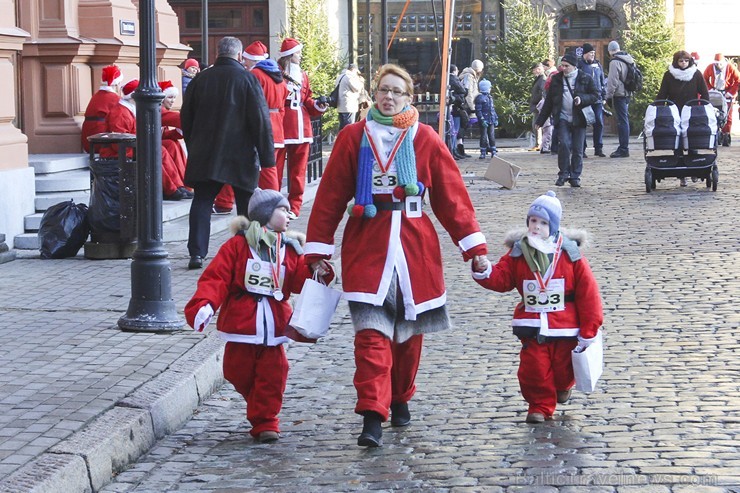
185, 226, 320, 345
101, 100, 136, 159
474, 231, 603, 340
161, 108, 183, 141
283, 70, 325, 144
304, 120, 487, 320
252, 67, 289, 147
81, 89, 120, 152
703, 62, 740, 97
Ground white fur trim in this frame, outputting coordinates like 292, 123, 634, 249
279, 43, 303, 58
472, 263, 492, 280
243, 51, 268, 61
459, 232, 486, 252
304, 242, 335, 256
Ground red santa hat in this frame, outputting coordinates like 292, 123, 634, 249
121, 79, 139, 99
279, 38, 303, 58
244, 41, 269, 61
158, 80, 179, 97
101, 65, 123, 87
184, 58, 199, 70
690, 52, 700, 61
714, 53, 724, 62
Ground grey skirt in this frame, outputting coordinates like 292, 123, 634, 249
348, 273, 451, 343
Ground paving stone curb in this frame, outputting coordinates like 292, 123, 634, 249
0, 334, 226, 493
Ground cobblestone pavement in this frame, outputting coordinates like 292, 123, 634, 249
100, 137, 740, 493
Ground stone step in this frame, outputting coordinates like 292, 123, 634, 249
162, 210, 235, 243
14, 233, 40, 250
34, 169, 90, 193
35, 192, 90, 212
28, 154, 89, 174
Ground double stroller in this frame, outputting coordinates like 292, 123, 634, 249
643, 99, 719, 192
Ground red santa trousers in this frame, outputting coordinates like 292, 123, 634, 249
275, 143, 310, 216
353, 329, 422, 421
723, 100, 734, 133
160, 146, 184, 196
517, 338, 577, 417
222, 342, 289, 437
213, 151, 281, 210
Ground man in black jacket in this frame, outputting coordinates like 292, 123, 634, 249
181, 36, 275, 269
536, 53, 600, 187
529, 63, 546, 151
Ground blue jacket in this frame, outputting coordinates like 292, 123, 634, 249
474, 93, 498, 126
577, 57, 606, 101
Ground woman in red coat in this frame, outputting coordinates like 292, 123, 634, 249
277, 38, 328, 218
305, 64, 488, 447
81, 65, 123, 153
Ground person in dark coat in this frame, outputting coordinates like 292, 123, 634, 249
448, 65, 468, 159
536, 53, 600, 188
577, 43, 607, 157
181, 36, 276, 269
529, 63, 546, 151
655, 50, 710, 186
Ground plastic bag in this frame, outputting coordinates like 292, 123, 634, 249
88, 159, 120, 233
39, 200, 90, 259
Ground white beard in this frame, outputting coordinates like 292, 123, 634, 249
289, 63, 302, 84
526, 233, 556, 254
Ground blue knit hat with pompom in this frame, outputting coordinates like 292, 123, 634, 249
527, 191, 562, 237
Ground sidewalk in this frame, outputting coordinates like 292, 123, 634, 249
1, 133, 738, 492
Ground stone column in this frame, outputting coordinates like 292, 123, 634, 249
0, 0, 33, 244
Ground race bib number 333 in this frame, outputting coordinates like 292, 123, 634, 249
523, 278, 565, 313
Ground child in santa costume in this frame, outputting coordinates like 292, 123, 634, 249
185, 188, 333, 443
703, 53, 740, 146
277, 38, 328, 218
81, 65, 123, 152
103, 79, 192, 201
472, 191, 603, 423
214, 40, 286, 214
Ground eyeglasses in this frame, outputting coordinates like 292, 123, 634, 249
376, 87, 409, 97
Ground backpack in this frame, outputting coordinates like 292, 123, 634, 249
328, 75, 345, 108
615, 57, 643, 93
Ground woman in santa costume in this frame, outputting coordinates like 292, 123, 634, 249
214, 41, 286, 214
305, 64, 489, 447
158, 80, 188, 189
103, 79, 192, 201
277, 38, 328, 218
81, 65, 123, 153
703, 53, 740, 146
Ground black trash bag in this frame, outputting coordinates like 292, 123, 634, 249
88, 159, 120, 233
38, 200, 90, 259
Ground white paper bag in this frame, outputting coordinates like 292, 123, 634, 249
572, 330, 603, 393
288, 274, 342, 339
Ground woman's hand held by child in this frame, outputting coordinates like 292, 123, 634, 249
194, 304, 214, 332
310, 259, 332, 277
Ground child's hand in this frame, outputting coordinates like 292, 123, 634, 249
194, 304, 214, 332
472, 255, 491, 273
310, 259, 332, 277
576, 333, 598, 351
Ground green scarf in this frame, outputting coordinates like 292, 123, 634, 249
520, 236, 552, 276
245, 221, 278, 261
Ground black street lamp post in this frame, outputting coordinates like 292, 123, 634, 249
118, 0, 184, 332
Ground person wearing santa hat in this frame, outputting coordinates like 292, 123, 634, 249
159, 80, 188, 190
703, 53, 740, 146
81, 65, 123, 152
102, 79, 192, 201
277, 37, 328, 218
213, 40, 284, 214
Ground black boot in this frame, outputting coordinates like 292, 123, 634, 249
357, 411, 383, 447
457, 143, 471, 157
390, 402, 411, 427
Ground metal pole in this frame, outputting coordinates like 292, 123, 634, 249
380, 0, 388, 64
118, 0, 183, 332
202, 0, 209, 66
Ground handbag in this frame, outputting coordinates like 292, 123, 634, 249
288, 272, 342, 339
571, 330, 603, 392
581, 105, 596, 126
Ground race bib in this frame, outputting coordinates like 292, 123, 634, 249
523, 278, 565, 313
372, 163, 398, 194
245, 258, 275, 296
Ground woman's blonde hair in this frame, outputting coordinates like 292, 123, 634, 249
373, 64, 414, 97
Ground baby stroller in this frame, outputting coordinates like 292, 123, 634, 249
643, 99, 718, 192
707, 89, 728, 143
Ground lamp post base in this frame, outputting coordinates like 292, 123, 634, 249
118, 298, 184, 332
